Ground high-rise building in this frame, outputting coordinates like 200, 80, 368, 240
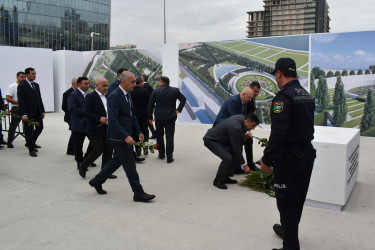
247, 0, 330, 38
0, 0, 110, 51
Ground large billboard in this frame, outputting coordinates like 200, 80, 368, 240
178, 35, 309, 125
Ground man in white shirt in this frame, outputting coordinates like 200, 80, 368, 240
78, 78, 116, 179
5, 71, 26, 148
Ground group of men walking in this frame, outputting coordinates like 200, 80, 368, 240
61, 70, 186, 202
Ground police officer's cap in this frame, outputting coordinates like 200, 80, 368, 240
272, 58, 296, 75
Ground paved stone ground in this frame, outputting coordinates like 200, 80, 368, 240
1, 112, 374, 250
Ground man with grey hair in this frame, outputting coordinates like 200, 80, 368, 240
62, 78, 78, 155
89, 71, 155, 202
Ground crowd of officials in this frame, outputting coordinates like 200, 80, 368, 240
0, 58, 316, 250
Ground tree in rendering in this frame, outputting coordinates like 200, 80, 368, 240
332, 76, 348, 126
316, 75, 329, 111
360, 90, 375, 132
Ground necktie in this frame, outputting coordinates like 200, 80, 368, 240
31, 82, 35, 91
126, 93, 132, 117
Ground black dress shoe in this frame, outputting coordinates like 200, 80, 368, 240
89, 179, 107, 194
29, 150, 37, 157
167, 157, 174, 163
7, 143, 14, 148
224, 177, 238, 184
133, 193, 156, 202
272, 248, 283, 250
1, 140, 7, 145
0, 145, 3, 149
273, 224, 284, 239
249, 164, 261, 171
90, 163, 97, 167
25, 143, 39, 152
135, 156, 145, 162
108, 174, 117, 179
158, 154, 165, 159
66, 151, 75, 155
78, 165, 87, 178
213, 180, 227, 189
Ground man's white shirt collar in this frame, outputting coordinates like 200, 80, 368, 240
78, 87, 86, 96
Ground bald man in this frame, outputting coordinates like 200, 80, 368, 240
213, 87, 254, 126
78, 78, 116, 179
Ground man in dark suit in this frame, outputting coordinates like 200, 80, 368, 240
62, 78, 77, 155
244, 82, 261, 170
107, 68, 127, 96
203, 114, 259, 189
78, 78, 116, 179
148, 76, 186, 163
131, 76, 151, 156
142, 74, 156, 139
17, 67, 45, 157
89, 71, 155, 202
68, 76, 90, 166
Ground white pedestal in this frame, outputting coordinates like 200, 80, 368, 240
305, 126, 360, 211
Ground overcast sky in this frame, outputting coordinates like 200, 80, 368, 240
110, 0, 375, 48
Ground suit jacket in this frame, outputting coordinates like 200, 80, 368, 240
62, 87, 74, 124
143, 82, 154, 96
107, 79, 120, 96
130, 85, 150, 120
213, 94, 247, 127
148, 85, 186, 121
108, 87, 141, 144
68, 89, 86, 133
17, 80, 45, 119
204, 114, 246, 165
83, 91, 108, 137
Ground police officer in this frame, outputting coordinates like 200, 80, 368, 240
260, 58, 316, 250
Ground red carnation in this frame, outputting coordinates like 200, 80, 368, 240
36, 123, 41, 127
4, 104, 8, 108
155, 143, 159, 150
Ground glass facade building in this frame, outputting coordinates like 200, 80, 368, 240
0, 0, 110, 51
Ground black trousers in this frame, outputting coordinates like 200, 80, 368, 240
155, 118, 176, 158
7, 106, 22, 144
136, 116, 149, 142
80, 134, 112, 169
23, 117, 43, 151
148, 122, 156, 137
274, 146, 316, 250
93, 143, 144, 195
244, 137, 254, 166
72, 132, 93, 164
203, 138, 237, 182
